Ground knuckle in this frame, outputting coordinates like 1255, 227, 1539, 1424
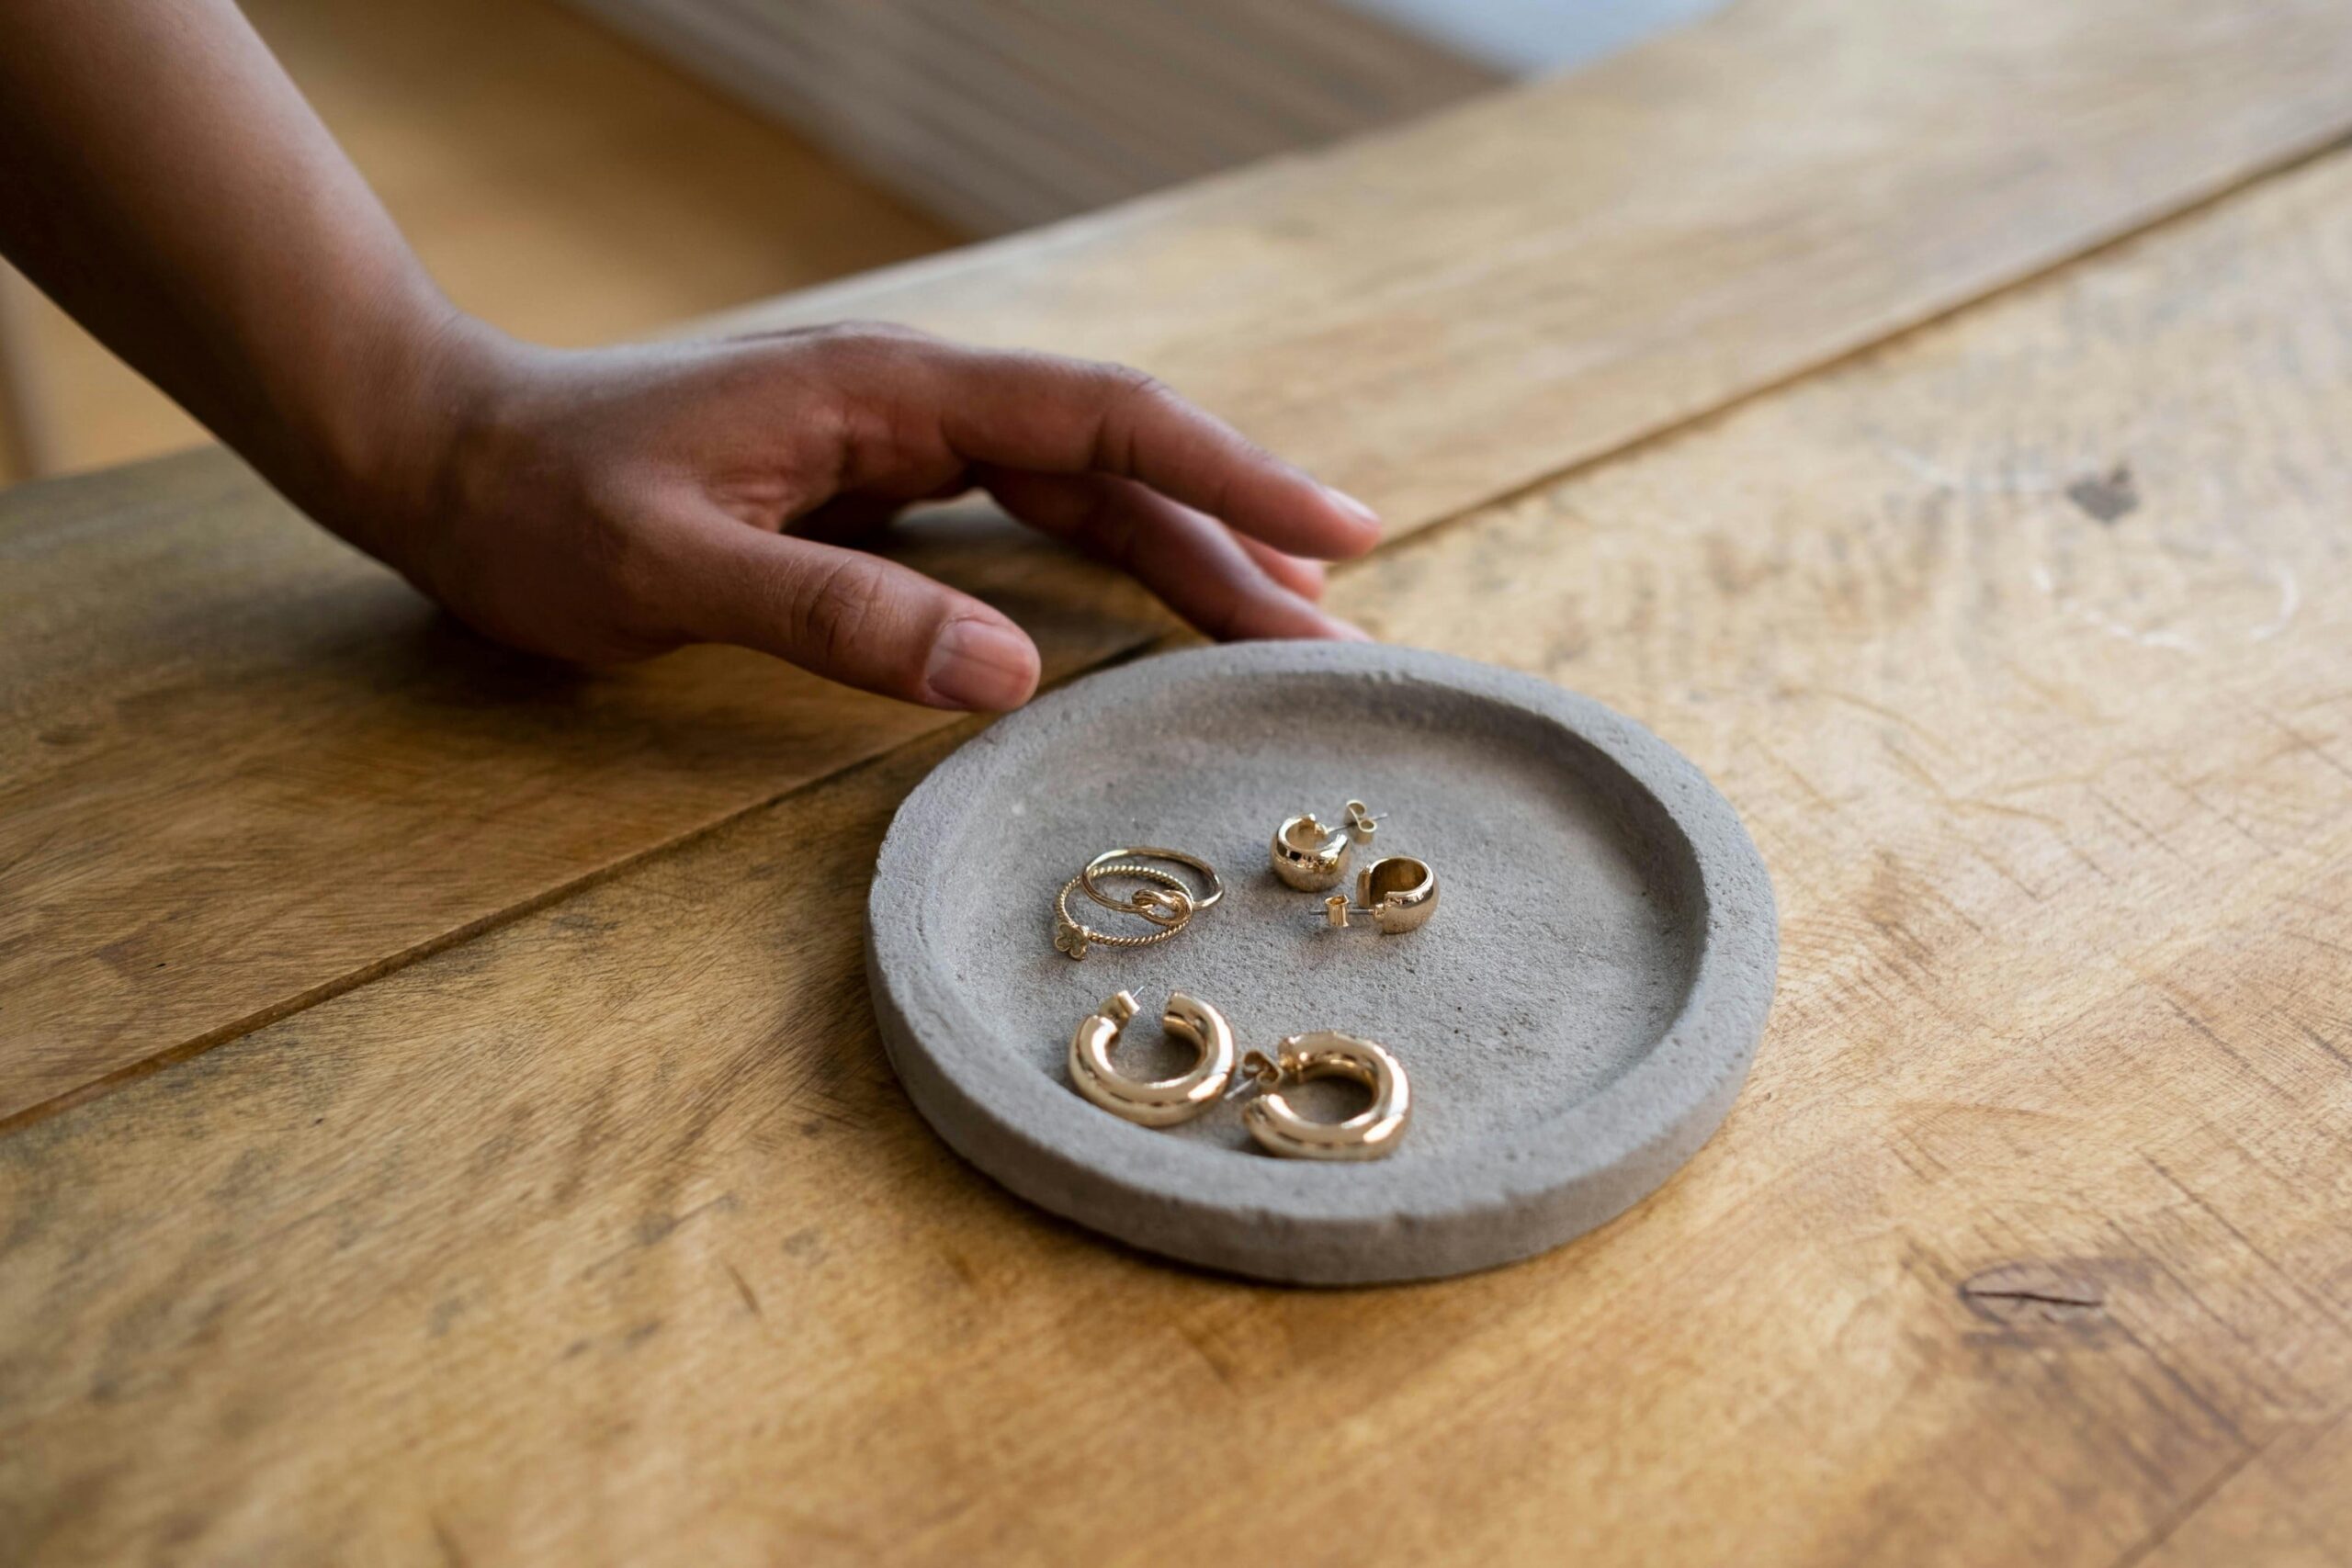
722, 321, 934, 366
785, 552, 885, 671
831, 319, 934, 344
1093, 360, 1170, 407
808, 327, 948, 476
1084, 363, 1174, 476
573, 491, 673, 618
814, 320, 938, 367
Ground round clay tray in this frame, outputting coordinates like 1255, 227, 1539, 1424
865, 642, 1777, 1284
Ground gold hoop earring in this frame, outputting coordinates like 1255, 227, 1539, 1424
1069, 990, 1236, 1125
1239, 1032, 1411, 1159
1270, 799, 1379, 890
1321, 855, 1439, 933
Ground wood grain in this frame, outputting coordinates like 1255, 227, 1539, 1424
7, 129, 2352, 1567
10, 0, 2352, 1126
715, 0, 2352, 529
0, 462, 1158, 1119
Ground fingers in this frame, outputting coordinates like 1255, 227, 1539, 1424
824, 334, 1383, 561
786, 491, 908, 547
657, 510, 1040, 710
1233, 535, 1327, 600
983, 468, 1368, 644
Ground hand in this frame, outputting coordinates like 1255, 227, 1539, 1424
2, 2, 1381, 708
363, 323, 1382, 710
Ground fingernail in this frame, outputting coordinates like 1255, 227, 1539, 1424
1322, 485, 1383, 530
925, 618, 1038, 710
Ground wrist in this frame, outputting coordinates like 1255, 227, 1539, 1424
290, 297, 526, 580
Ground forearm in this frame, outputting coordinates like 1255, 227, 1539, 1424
0, 0, 496, 547
0, 3, 1376, 705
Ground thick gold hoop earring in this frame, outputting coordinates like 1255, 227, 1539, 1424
1322, 855, 1438, 933
1069, 990, 1237, 1125
1239, 1032, 1411, 1159
1270, 800, 1378, 890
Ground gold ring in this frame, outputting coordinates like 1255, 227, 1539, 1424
1080, 846, 1223, 924
1054, 864, 1193, 960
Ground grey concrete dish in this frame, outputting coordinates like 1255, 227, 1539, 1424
865, 641, 1777, 1284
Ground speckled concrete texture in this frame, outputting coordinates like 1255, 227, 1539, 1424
865, 641, 1777, 1284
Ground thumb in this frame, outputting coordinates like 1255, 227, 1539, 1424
660, 514, 1040, 710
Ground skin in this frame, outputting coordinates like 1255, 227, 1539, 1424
0, 0, 1381, 710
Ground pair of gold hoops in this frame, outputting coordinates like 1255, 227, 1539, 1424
1269, 798, 1440, 933
1069, 989, 1410, 1160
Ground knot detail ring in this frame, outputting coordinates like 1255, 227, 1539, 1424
1080, 845, 1223, 924
1054, 865, 1192, 959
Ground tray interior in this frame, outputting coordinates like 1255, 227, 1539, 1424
928, 667, 1708, 1160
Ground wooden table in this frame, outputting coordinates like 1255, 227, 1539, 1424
8, 1, 2352, 1561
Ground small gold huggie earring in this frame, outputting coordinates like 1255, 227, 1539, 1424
1069, 990, 1236, 1125
1270, 799, 1380, 890
1238, 1032, 1411, 1159
1322, 854, 1439, 933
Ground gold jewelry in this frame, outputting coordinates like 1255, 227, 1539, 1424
1239, 1032, 1411, 1159
1322, 854, 1439, 933
1055, 865, 1193, 959
1080, 846, 1224, 924
1270, 799, 1379, 890
1069, 990, 1236, 1125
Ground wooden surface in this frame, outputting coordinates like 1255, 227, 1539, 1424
10, 0, 2352, 1131
8, 2, 2352, 1563
10, 138, 2352, 1568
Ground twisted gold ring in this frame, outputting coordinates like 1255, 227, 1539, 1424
1054, 864, 1193, 960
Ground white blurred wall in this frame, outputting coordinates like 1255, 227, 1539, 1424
1341, 0, 1725, 73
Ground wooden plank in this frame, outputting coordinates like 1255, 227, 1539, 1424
0, 461, 1152, 1118
713, 0, 2352, 530
10, 0, 2352, 1125
7, 130, 2352, 1568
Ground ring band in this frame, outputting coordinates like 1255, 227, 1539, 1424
1055, 864, 1195, 960
1080, 845, 1224, 917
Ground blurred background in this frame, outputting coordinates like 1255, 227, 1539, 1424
0, 0, 1715, 485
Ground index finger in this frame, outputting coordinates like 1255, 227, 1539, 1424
842, 340, 1385, 560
